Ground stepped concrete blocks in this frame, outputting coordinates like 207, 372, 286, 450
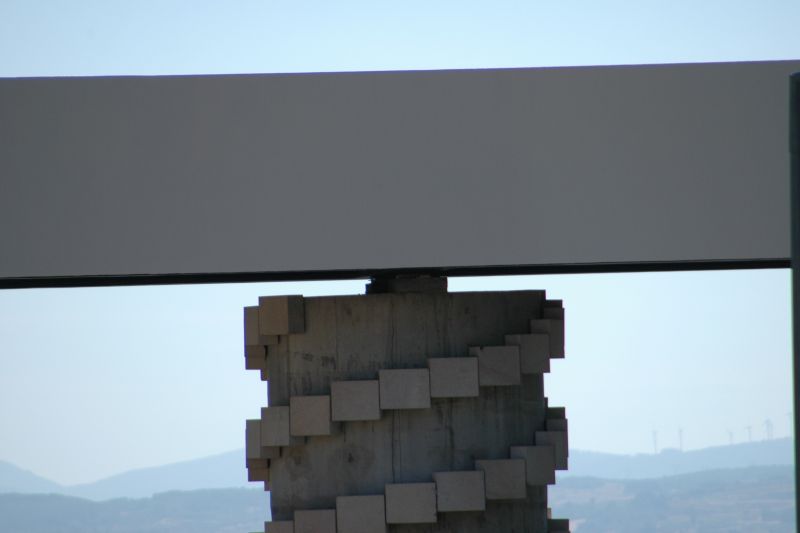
378, 368, 431, 409
294, 509, 336, 533
428, 357, 479, 398
475, 459, 527, 500
504, 334, 550, 374
470, 346, 521, 386
509, 445, 556, 485
530, 319, 565, 358
385, 482, 438, 524
259, 295, 305, 336
290, 395, 333, 436
336, 495, 387, 533
261, 406, 293, 447
547, 407, 566, 420
331, 380, 381, 421
433, 470, 486, 512
265, 521, 294, 533
535, 431, 568, 470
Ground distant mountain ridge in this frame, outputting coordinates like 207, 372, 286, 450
0, 438, 793, 501
0, 450, 251, 501
566, 437, 793, 479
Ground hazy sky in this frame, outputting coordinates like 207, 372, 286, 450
0, 1, 798, 485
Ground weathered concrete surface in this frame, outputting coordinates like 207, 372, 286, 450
267, 290, 551, 531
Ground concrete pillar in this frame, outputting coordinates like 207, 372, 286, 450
246, 280, 570, 532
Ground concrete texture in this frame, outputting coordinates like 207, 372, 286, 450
428, 357, 479, 398
294, 509, 336, 533
246, 419, 262, 460
261, 406, 292, 447
336, 495, 387, 533
530, 319, 565, 358
535, 431, 568, 470
244, 306, 261, 346
385, 482, 437, 524
510, 445, 556, 485
265, 290, 553, 531
265, 520, 294, 533
331, 380, 381, 422
290, 396, 332, 436
433, 471, 486, 512
260, 295, 305, 335
504, 334, 550, 374
475, 459, 527, 500
378, 368, 431, 410
471, 346, 521, 386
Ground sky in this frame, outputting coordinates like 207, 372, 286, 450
0, 0, 799, 485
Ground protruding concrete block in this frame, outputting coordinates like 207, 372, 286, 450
247, 458, 268, 469
331, 380, 381, 421
245, 349, 268, 371
261, 406, 292, 447
336, 494, 387, 533
265, 521, 294, 533
433, 470, 485, 512
246, 419, 262, 459
509, 445, 556, 485
475, 459, 527, 500
248, 466, 269, 482
547, 406, 566, 420
548, 518, 571, 532
530, 319, 565, 358
290, 395, 332, 436
259, 295, 305, 336
244, 306, 260, 346
428, 357, 479, 398
543, 307, 564, 320
546, 418, 568, 434
470, 346, 521, 386
504, 334, 550, 374
245, 343, 267, 358
378, 369, 430, 409
294, 509, 336, 533
535, 431, 568, 470
385, 482, 437, 524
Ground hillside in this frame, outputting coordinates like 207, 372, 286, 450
551, 465, 794, 532
0, 488, 269, 533
565, 438, 792, 479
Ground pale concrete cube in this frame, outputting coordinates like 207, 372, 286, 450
530, 319, 564, 358
535, 430, 568, 470
336, 494, 386, 533
294, 509, 336, 533
290, 395, 332, 436
260, 295, 305, 335
244, 306, 261, 346
385, 482, 437, 524
428, 357, 479, 398
265, 521, 294, 533
475, 459, 527, 500
509, 445, 556, 485
246, 419, 262, 460
248, 466, 269, 482
379, 369, 430, 410
433, 470, 485, 512
331, 380, 381, 421
470, 346, 521, 386
504, 334, 550, 374
261, 406, 292, 447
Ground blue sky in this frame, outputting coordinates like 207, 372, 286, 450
0, 1, 798, 485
